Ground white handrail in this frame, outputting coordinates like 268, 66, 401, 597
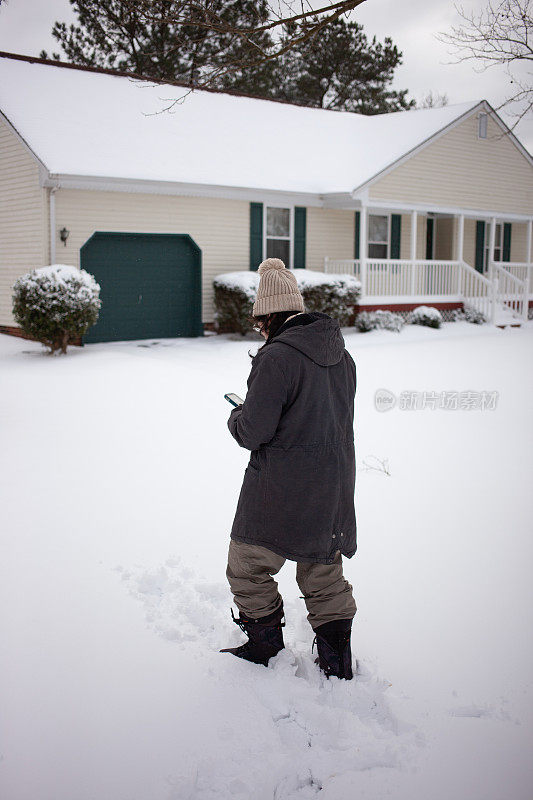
489, 261, 529, 322
499, 262, 533, 294
457, 261, 493, 323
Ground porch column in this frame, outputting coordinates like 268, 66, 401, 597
488, 217, 497, 277
527, 219, 533, 297
456, 214, 464, 262
455, 214, 465, 296
410, 210, 417, 295
359, 204, 367, 296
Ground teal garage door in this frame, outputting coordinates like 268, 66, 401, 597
81, 232, 202, 343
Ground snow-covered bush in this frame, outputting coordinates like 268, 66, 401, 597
407, 305, 443, 329
213, 272, 258, 335
292, 270, 362, 326
353, 311, 375, 332
354, 309, 405, 333
451, 305, 487, 324
213, 270, 362, 334
12, 264, 101, 354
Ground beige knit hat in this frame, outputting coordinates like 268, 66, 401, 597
252, 258, 305, 316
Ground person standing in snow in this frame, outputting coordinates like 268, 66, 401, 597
221, 258, 357, 680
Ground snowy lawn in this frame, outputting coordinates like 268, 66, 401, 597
1, 321, 532, 800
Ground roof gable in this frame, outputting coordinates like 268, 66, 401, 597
356, 100, 533, 197
366, 104, 533, 215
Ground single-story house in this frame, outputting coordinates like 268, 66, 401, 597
1, 50, 532, 341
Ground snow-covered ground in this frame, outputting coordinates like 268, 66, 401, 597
1, 320, 532, 800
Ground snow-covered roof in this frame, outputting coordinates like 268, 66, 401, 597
0, 53, 481, 196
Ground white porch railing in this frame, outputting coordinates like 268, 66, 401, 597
324, 258, 459, 299
323, 257, 532, 325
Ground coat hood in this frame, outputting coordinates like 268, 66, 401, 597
271, 312, 345, 366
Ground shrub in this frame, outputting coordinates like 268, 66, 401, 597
213, 270, 362, 334
213, 272, 258, 335
353, 311, 376, 332
451, 305, 487, 324
407, 305, 443, 328
354, 309, 405, 333
12, 264, 101, 354
293, 270, 362, 327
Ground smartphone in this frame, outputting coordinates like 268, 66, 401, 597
224, 393, 244, 407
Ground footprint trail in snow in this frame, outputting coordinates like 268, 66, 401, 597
116, 558, 424, 799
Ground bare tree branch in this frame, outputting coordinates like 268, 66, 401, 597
128, 0, 369, 107
416, 90, 449, 108
435, 0, 532, 135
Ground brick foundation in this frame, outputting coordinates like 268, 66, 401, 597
0, 325, 83, 346
356, 301, 463, 313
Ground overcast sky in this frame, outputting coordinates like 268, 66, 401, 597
0, 0, 531, 152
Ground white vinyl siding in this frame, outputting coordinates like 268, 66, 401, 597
463, 218, 477, 268
510, 222, 530, 262
305, 208, 355, 270
434, 218, 455, 260
368, 111, 533, 215
0, 118, 48, 326
396, 213, 426, 260
53, 189, 249, 323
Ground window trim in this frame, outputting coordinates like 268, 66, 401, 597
484, 221, 503, 269
263, 204, 294, 268
478, 112, 488, 139
367, 212, 391, 259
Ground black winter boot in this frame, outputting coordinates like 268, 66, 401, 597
312, 618, 354, 680
220, 603, 285, 666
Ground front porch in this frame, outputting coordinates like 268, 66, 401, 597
323, 204, 533, 326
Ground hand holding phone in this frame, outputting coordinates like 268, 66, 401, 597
224, 393, 244, 408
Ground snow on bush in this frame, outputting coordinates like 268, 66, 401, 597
213, 270, 362, 334
354, 309, 405, 333
293, 270, 362, 326
451, 305, 487, 324
12, 264, 101, 354
407, 305, 443, 329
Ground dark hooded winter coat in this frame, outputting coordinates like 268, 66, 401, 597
227, 311, 357, 564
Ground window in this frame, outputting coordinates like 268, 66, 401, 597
484, 222, 503, 268
368, 214, 389, 259
478, 113, 487, 139
266, 206, 291, 264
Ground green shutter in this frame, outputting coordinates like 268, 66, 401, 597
425, 217, 434, 260
294, 206, 306, 268
354, 211, 360, 259
475, 220, 485, 272
503, 222, 511, 262
250, 202, 263, 270
390, 214, 401, 259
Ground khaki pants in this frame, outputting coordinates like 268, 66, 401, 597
226, 539, 357, 630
